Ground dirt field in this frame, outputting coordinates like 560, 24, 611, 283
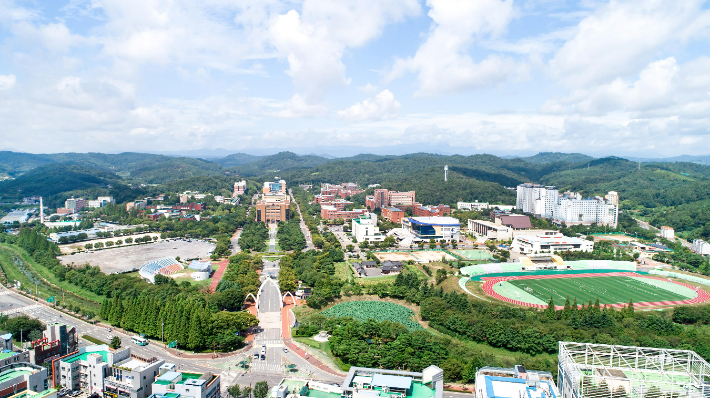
594, 234, 638, 242
373, 251, 419, 262
59, 239, 215, 274
412, 250, 457, 262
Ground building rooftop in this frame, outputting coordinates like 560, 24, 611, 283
64, 351, 108, 364
498, 215, 532, 229
0, 351, 16, 360
407, 217, 460, 226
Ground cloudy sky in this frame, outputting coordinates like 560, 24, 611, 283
1, 0, 710, 157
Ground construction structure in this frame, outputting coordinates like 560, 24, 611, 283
27, 323, 77, 365
557, 342, 710, 398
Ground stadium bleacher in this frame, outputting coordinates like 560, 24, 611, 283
139, 257, 182, 283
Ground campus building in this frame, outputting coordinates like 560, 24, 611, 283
366, 189, 416, 210
511, 232, 593, 254
457, 201, 516, 211
318, 199, 353, 211
149, 368, 220, 398
402, 217, 460, 242
262, 179, 286, 195
474, 365, 558, 398
516, 184, 618, 227
352, 214, 385, 243
320, 206, 367, 221
87, 197, 115, 208
27, 323, 77, 366
64, 198, 86, 213
255, 195, 290, 223
467, 214, 552, 241
320, 183, 364, 198
381, 207, 405, 223
0, 362, 50, 398
233, 180, 246, 197
412, 204, 450, 217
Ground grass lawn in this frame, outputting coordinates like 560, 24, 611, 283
335, 261, 352, 280
0, 244, 101, 311
357, 274, 398, 285
293, 337, 349, 371
82, 335, 108, 345
508, 275, 690, 306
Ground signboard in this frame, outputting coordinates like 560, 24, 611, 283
47, 296, 55, 303
168, 340, 177, 348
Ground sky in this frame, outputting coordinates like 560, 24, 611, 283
1, 0, 710, 157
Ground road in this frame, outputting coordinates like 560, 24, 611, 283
261, 260, 280, 281
268, 224, 277, 252
231, 228, 242, 254
289, 189, 315, 250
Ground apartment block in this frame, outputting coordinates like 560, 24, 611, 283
516, 183, 618, 228
661, 226, 675, 240
693, 239, 710, 255
352, 213, 385, 243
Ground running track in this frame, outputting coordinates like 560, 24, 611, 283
481, 272, 710, 309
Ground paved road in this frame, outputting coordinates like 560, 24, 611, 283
261, 260, 280, 281
231, 228, 242, 254
289, 189, 315, 250
268, 225, 277, 252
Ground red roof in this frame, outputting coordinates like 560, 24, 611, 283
499, 215, 532, 229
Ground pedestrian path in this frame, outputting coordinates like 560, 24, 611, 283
209, 259, 229, 293
0, 290, 11, 296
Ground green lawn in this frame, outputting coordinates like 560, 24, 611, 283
508, 276, 691, 306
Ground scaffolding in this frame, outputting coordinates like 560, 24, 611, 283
558, 342, 710, 398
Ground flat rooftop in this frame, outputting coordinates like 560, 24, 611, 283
64, 351, 108, 364
0, 369, 33, 384
115, 358, 149, 371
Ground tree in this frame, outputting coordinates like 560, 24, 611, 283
545, 298, 557, 320
84, 243, 94, 250
28, 329, 43, 341
110, 336, 122, 349
429, 239, 436, 249
435, 268, 447, 284
125, 237, 133, 244
116, 240, 123, 246
94, 242, 104, 249
253, 381, 269, 398
346, 244, 354, 252
242, 386, 252, 398
106, 241, 114, 247
228, 385, 241, 398
279, 266, 298, 293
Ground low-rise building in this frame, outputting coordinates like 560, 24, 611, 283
474, 365, 558, 398
381, 207, 405, 223
352, 214, 385, 243
263, 179, 286, 195
402, 217, 460, 242
456, 201, 489, 211
511, 233, 593, 254
64, 198, 86, 213
103, 354, 164, 398
126, 201, 146, 211
172, 203, 204, 212
149, 368, 220, 398
319, 199, 353, 211
27, 323, 77, 365
321, 206, 367, 221
412, 204, 450, 217
314, 194, 336, 204
0, 362, 50, 397
693, 239, 710, 255
88, 197, 115, 208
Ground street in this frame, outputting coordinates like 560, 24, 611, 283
289, 189, 315, 250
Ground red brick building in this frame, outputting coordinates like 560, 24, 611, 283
314, 194, 336, 203
412, 203, 450, 217
172, 203, 204, 212
367, 189, 416, 210
381, 207, 405, 223
320, 205, 368, 220
319, 199, 353, 210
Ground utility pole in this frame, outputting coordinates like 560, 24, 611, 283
162, 318, 164, 348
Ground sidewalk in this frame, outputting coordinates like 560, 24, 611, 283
281, 297, 345, 377
209, 258, 229, 293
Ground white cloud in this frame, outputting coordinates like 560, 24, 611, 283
338, 89, 400, 121
549, 0, 710, 88
272, 94, 328, 118
387, 0, 527, 97
0, 75, 17, 90
269, 0, 420, 98
357, 83, 380, 94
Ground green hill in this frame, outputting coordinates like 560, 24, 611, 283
229, 152, 332, 176
129, 157, 224, 184
211, 153, 264, 167
0, 163, 121, 200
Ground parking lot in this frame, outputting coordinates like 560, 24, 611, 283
59, 239, 216, 274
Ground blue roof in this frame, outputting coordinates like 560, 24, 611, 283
371, 374, 412, 390
140, 257, 179, 275
0, 334, 12, 340
157, 371, 181, 381
188, 261, 212, 271
407, 217, 460, 226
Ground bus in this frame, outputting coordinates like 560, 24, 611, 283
132, 336, 148, 346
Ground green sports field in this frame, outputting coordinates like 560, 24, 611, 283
507, 276, 694, 306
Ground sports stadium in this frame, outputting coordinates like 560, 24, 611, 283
461, 256, 710, 309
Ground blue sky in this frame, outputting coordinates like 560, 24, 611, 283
1, 0, 710, 157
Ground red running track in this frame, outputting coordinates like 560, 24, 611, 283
481, 272, 710, 309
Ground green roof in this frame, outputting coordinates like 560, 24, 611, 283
164, 394, 180, 398
154, 380, 173, 386
0, 370, 32, 384
64, 351, 109, 364
181, 373, 201, 381
0, 352, 16, 360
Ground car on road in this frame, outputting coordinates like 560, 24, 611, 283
253, 352, 259, 360
283, 347, 288, 353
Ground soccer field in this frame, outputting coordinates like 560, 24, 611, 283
508, 276, 693, 306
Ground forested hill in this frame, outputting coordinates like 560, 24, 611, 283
0, 151, 170, 177
225, 152, 333, 176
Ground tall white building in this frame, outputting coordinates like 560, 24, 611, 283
693, 239, 710, 255
516, 184, 618, 227
352, 213, 385, 243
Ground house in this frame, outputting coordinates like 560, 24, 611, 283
381, 261, 403, 275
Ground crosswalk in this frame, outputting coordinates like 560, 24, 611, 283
250, 363, 282, 373
0, 290, 12, 296
252, 339, 283, 346
1, 304, 41, 316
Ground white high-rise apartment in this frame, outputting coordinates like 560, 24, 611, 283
516, 184, 619, 227
693, 239, 710, 255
